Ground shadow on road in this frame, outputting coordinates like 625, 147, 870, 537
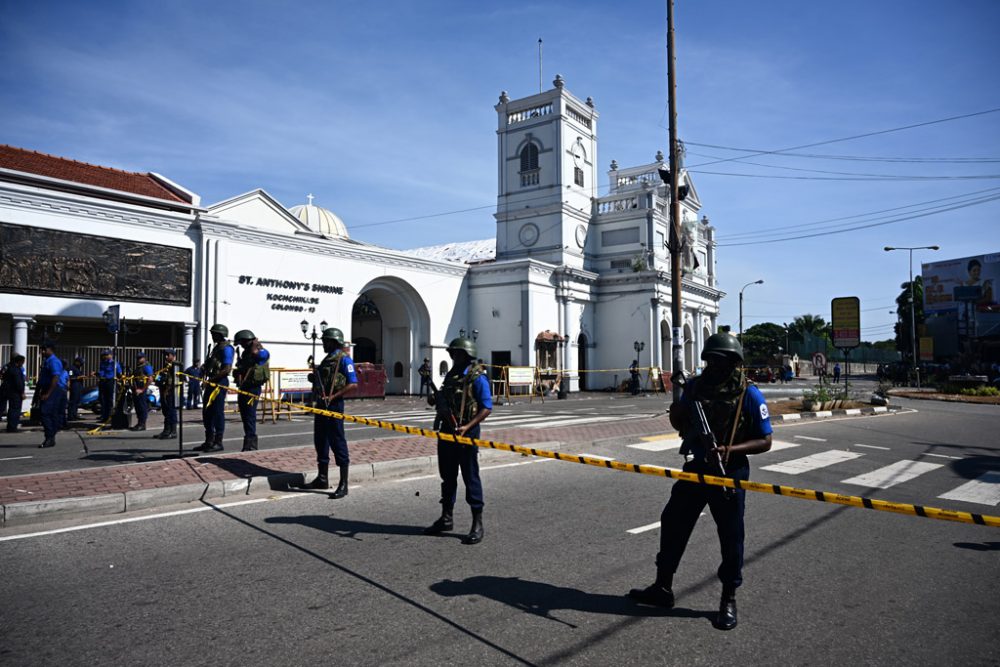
430, 576, 697, 628
265, 514, 429, 540
953, 541, 1000, 551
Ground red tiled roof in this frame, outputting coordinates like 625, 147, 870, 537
0, 144, 189, 203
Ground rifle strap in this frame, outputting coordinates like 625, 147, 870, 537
726, 380, 749, 448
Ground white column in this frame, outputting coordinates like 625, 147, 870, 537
650, 299, 661, 370
183, 322, 198, 368
12, 315, 31, 359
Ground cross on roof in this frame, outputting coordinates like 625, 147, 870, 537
307, 193, 314, 205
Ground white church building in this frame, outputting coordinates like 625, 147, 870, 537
0, 75, 723, 393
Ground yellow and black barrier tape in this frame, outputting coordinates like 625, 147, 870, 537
176, 373, 1000, 528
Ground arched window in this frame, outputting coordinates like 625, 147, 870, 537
439, 361, 448, 377
393, 361, 404, 378
520, 143, 539, 171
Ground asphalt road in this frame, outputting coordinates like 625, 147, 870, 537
2, 398, 997, 665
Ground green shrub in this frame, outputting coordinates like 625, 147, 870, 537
959, 386, 1000, 397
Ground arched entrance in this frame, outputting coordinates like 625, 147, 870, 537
684, 322, 695, 372
577, 333, 588, 390
660, 320, 672, 373
351, 277, 431, 395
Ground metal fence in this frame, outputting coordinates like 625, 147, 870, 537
0, 344, 174, 386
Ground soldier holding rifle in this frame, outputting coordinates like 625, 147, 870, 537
628, 334, 772, 630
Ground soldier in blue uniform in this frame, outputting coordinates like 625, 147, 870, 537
96, 349, 121, 423
130, 352, 153, 431
299, 327, 357, 498
154, 348, 180, 440
628, 334, 772, 631
37, 341, 67, 448
193, 324, 234, 453
184, 359, 202, 409
423, 336, 492, 545
1, 354, 27, 432
233, 330, 270, 452
58, 358, 70, 428
67, 356, 85, 421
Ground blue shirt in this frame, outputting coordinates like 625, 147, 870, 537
255, 349, 270, 365
185, 365, 202, 381
68, 365, 85, 384
340, 354, 358, 385
98, 358, 122, 379
138, 363, 154, 377
38, 355, 64, 393
467, 366, 493, 410
219, 345, 235, 366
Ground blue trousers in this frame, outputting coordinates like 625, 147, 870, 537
99, 379, 115, 422
186, 381, 200, 408
40, 388, 66, 440
161, 386, 177, 428
133, 389, 149, 425
202, 379, 228, 437
437, 425, 484, 511
238, 386, 260, 437
4, 395, 23, 431
313, 398, 348, 466
656, 461, 749, 590
68, 381, 83, 420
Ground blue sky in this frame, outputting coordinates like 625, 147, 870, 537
2, 0, 998, 340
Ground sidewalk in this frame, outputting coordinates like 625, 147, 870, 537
0, 403, 902, 529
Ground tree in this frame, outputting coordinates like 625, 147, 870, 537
789, 314, 829, 340
894, 276, 925, 361
742, 322, 787, 362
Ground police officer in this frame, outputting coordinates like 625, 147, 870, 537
95, 349, 121, 423
233, 330, 270, 452
1, 354, 27, 433
628, 334, 772, 631
629, 359, 641, 395
300, 327, 357, 498
37, 341, 67, 448
130, 352, 153, 431
193, 324, 234, 453
154, 348, 180, 440
418, 358, 432, 398
423, 336, 492, 545
185, 359, 202, 409
67, 356, 85, 421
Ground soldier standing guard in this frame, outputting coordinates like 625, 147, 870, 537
628, 334, 773, 630
1, 355, 27, 432
418, 358, 432, 398
154, 348, 180, 440
185, 359, 202, 409
130, 352, 153, 431
37, 341, 66, 448
423, 336, 492, 545
233, 330, 270, 452
96, 349, 121, 423
193, 324, 234, 453
300, 327, 357, 498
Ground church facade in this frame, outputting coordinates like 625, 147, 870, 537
0, 76, 722, 393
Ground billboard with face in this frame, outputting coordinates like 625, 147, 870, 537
923, 252, 1000, 314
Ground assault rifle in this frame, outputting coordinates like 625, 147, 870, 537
673, 373, 734, 499
426, 379, 458, 433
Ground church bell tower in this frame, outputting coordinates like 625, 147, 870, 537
494, 75, 598, 268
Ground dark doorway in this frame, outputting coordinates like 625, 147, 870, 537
577, 334, 588, 390
491, 351, 511, 381
353, 337, 377, 364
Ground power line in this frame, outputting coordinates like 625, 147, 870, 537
685, 107, 1000, 170
685, 142, 1000, 164
689, 169, 1000, 182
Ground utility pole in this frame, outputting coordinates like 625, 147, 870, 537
666, 0, 684, 401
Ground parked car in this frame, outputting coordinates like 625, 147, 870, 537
747, 365, 776, 383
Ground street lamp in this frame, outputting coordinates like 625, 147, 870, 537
739, 279, 764, 344
884, 245, 939, 388
301, 319, 328, 367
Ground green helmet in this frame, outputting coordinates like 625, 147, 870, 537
209, 323, 229, 337
701, 333, 744, 363
322, 327, 345, 344
447, 336, 477, 358
233, 329, 256, 345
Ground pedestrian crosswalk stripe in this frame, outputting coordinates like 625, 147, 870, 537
761, 450, 863, 475
841, 460, 944, 489
854, 444, 891, 451
762, 440, 800, 454
628, 437, 679, 452
938, 472, 1000, 506
794, 435, 827, 442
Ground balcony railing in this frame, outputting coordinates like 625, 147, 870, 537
508, 103, 553, 125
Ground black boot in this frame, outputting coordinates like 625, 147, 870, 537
130, 423, 146, 432
204, 432, 224, 453
423, 507, 454, 535
248, 435, 258, 451
162, 426, 176, 439
463, 509, 484, 545
330, 465, 349, 499
241, 436, 252, 452
714, 588, 738, 630
628, 574, 675, 608
39, 438, 56, 449
192, 434, 213, 452
302, 463, 329, 489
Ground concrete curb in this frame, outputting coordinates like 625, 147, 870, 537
771, 405, 900, 422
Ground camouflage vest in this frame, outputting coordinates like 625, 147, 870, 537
203, 341, 233, 378
236, 348, 269, 387
316, 351, 347, 395
441, 362, 485, 425
683, 374, 752, 465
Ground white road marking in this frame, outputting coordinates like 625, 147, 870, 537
761, 450, 863, 474
841, 460, 943, 489
0, 494, 300, 542
794, 435, 827, 442
854, 444, 890, 451
627, 512, 706, 535
762, 440, 800, 454
628, 439, 678, 452
0, 456, 34, 461
924, 453, 962, 460
393, 457, 554, 482
938, 472, 1000, 506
